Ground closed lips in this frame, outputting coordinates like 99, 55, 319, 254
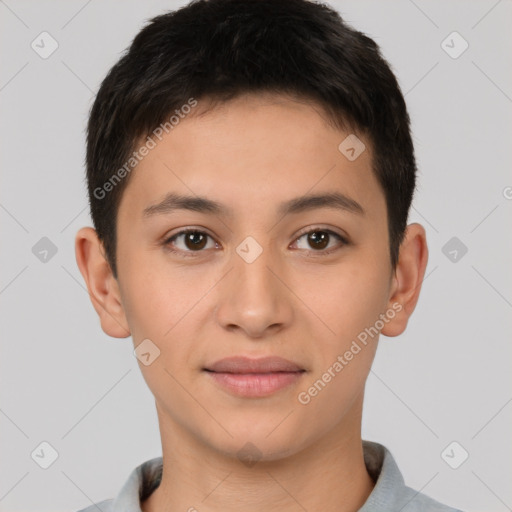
204, 356, 305, 374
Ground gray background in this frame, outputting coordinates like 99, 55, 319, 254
1, 1, 511, 511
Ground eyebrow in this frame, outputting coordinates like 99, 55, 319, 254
278, 191, 364, 217
143, 193, 232, 218
142, 191, 364, 218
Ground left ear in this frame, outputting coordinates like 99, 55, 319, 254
381, 223, 428, 337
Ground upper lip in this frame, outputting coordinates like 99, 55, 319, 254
204, 356, 305, 374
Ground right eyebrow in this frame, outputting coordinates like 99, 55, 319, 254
142, 193, 234, 219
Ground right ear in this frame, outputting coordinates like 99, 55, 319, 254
74, 227, 131, 338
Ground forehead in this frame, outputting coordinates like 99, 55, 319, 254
117, 93, 384, 223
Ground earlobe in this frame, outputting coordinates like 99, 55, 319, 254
74, 227, 131, 338
381, 223, 429, 338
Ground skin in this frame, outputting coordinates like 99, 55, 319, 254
75, 93, 428, 512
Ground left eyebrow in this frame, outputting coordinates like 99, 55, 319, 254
277, 192, 365, 217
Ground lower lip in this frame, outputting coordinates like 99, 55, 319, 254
205, 371, 304, 397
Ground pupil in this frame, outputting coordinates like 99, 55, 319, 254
308, 231, 328, 250
186, 232, 207, 250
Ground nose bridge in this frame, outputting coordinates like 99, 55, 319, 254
232, 234, 280, 309
215, 234, 292, 336
235, 236, 275, 294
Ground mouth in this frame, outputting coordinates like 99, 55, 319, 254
203, 356, 306, 398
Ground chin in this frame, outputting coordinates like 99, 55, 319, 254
199, 415, 312, 464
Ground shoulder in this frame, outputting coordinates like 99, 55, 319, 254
72, 456, 163, 512
361, 441, 464, 512
397, 485, 464, 512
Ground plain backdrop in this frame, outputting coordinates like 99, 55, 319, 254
1, 1, 511, 511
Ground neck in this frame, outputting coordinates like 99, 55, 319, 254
142, 400, 374, 512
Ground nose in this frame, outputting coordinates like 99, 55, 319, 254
214, 239, 294, 339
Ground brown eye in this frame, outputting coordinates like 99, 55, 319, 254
307, 231, 330, 250
184, 231, 207, 250
165, 229, 217, 255
292, 228, 347, 255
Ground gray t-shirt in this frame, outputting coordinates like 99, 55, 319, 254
76, 441, 463, 512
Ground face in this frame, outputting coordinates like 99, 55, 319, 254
85, 93, 416, 461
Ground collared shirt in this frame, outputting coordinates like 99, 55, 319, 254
76, 441, 463, 512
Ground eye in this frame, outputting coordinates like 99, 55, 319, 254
164, 229, 218, 256
163, 227, 347, 258
291, 228, 348, 255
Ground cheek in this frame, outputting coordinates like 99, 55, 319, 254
294, 267, 386, 419
117, 254, 185, 343
119, 264, 198, 397
291, 259, 390, 345
302, 256, 390, 404
118, 253, 224, 365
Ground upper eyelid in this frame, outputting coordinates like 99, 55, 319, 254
294, 226, 345, 239
166, 227, 216, 241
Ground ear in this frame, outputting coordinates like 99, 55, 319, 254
381, 223, 428, 337
75, 227, 130, 338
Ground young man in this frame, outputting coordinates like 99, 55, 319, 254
75, 0, 462, 510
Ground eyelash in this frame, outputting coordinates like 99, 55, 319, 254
163, 227, 349, 258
